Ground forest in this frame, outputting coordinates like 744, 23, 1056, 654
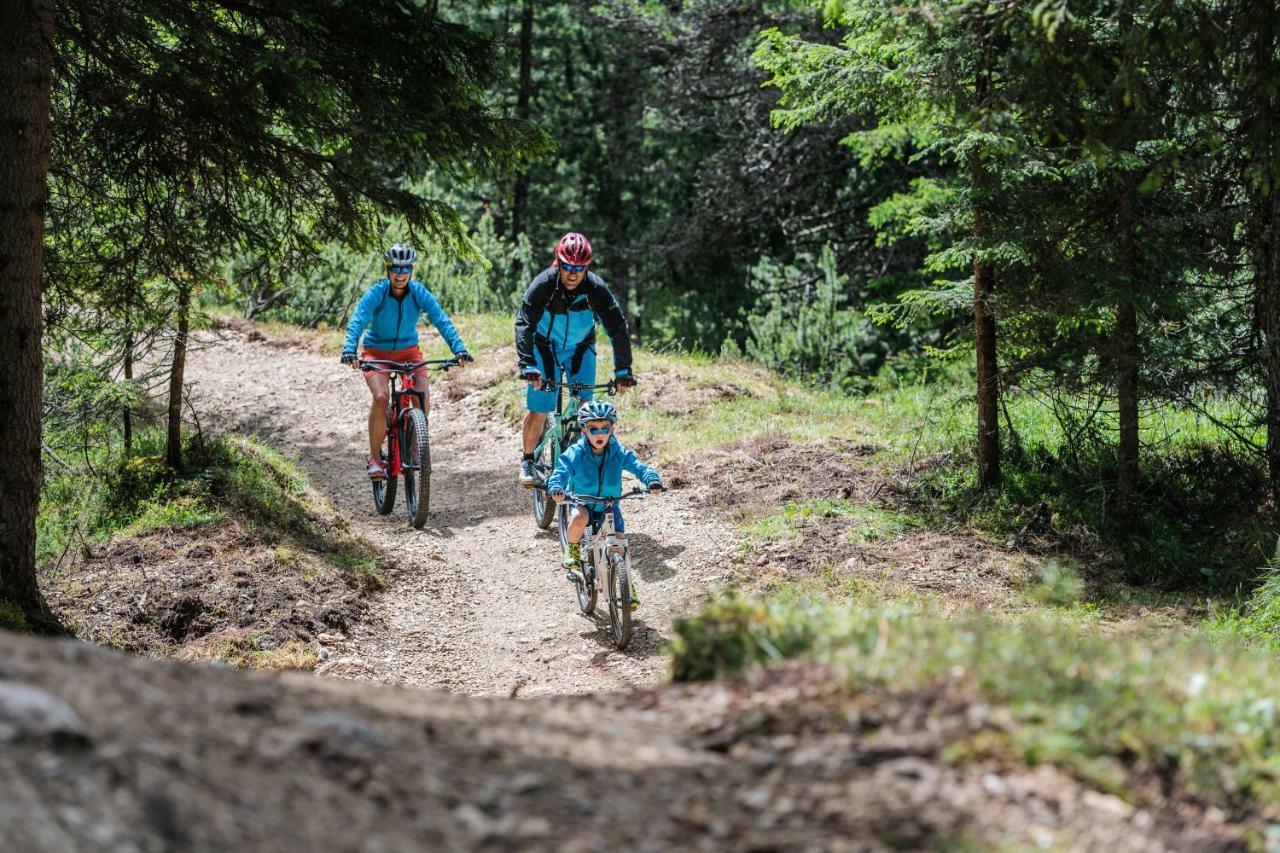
4, 1, 1280, 845
9, 0, 1277, 614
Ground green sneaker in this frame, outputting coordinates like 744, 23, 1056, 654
629, 582, 639, 611
562, 542, 582, 571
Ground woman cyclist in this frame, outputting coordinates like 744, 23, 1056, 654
341, 243, 472, 480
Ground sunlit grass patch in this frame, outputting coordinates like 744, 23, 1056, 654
671, 590, 1280, 820
122, 496, 225, 535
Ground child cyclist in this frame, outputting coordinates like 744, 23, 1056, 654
341, 243, 472, 480
546, 400, 663, 610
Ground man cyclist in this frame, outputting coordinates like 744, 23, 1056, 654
341, 243, 472, 480
515, 232, 634, 487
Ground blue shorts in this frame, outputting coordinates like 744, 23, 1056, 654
526, 342, 596, 414
587, 505, 624, 534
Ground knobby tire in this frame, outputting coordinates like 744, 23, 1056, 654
401, 407, 430, 528
577, 543, 597, 616
606, 551, 632, 649
373, 404, 397, 515
532, 431, 556, 530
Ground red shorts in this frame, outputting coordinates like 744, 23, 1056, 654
361, 345, 428, 389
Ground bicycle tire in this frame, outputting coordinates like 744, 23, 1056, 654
606, 550, 632, 649
556, 501, 571, 551
401, 407, 430, 528
372, 410, 397, 515
577, 546, 597, 615
531, 431, 556, 530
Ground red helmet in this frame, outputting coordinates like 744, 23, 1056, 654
555, 232, 593, 267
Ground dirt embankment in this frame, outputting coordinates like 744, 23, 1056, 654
0, 630, 1246, 852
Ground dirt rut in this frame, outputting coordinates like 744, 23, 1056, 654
186, 327, 736, 697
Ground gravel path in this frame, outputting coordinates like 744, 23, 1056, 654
186, 327, 736, 697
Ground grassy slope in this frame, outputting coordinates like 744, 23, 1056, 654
39, 431, 388, 669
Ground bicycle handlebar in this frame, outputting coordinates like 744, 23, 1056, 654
558, 486, 661, 503
360, 358, 459, 373
542, 380, 617, 396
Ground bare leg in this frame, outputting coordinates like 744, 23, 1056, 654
566, 505, 589, 544
522, 410, 548, 455
365, 371, 390, 461
407, 370, 431, 417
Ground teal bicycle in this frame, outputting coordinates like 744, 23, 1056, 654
529, 378, 617, 531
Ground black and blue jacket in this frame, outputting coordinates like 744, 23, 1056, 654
514, 268, 632, 376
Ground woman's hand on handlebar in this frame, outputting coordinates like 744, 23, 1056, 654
647, 482, 665, 494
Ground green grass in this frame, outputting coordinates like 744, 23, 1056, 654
670, 591, 1280, 821
121, 496, 224, 535
38, 430, 386, 590
744, 499, 920, 545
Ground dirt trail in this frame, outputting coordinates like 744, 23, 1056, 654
186, 327, 736, 697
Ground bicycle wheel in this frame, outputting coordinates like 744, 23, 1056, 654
400, 407, 431, 528
556, 501, 571, 551
606, 550, 632, 649
577, 547, 597, 615
372, 418, 397, 515
531, 431, 556, 530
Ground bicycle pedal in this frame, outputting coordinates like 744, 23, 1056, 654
564, 569, 585, 585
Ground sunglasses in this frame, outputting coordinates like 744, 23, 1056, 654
561, 263, 588, 273
389, 265, 413, 275
587, 426, 612, 436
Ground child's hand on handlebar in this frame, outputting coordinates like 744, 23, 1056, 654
551, 490, 566, 503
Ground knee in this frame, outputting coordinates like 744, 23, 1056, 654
371, 392, 390, 410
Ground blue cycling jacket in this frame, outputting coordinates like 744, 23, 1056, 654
514, 268, 632, 376
545, 435, 662, 511
342, 279, 466, 355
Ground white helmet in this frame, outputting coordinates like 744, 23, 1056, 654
384, 243, 417, 265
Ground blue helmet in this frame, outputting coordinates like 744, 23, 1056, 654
577, 399, 617, 428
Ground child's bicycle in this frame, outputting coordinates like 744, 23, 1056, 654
529, 378, 617, 530
559, 487, 657, 650
359, 357, 458, 528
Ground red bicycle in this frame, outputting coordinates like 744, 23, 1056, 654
359, 357, 458, 528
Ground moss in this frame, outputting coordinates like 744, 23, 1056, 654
0, 599, 29, 632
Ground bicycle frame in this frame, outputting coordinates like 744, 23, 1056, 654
360, 358, 455, 477
565, 488, 646, 593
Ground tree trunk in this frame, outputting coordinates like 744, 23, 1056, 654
970, 144, 1000, 488
166, 281, 192, 470
123, 329, 135, 453
973, 238, 1001, 490
0, 0, 60, 633
1265, 190, 1280, 509
511, 0, 534, 239
1254, 8, 1280, 513
1115, 182, 1141, 519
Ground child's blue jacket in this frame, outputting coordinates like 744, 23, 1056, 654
342, 279, 466, 354
545, 435, 662, 510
